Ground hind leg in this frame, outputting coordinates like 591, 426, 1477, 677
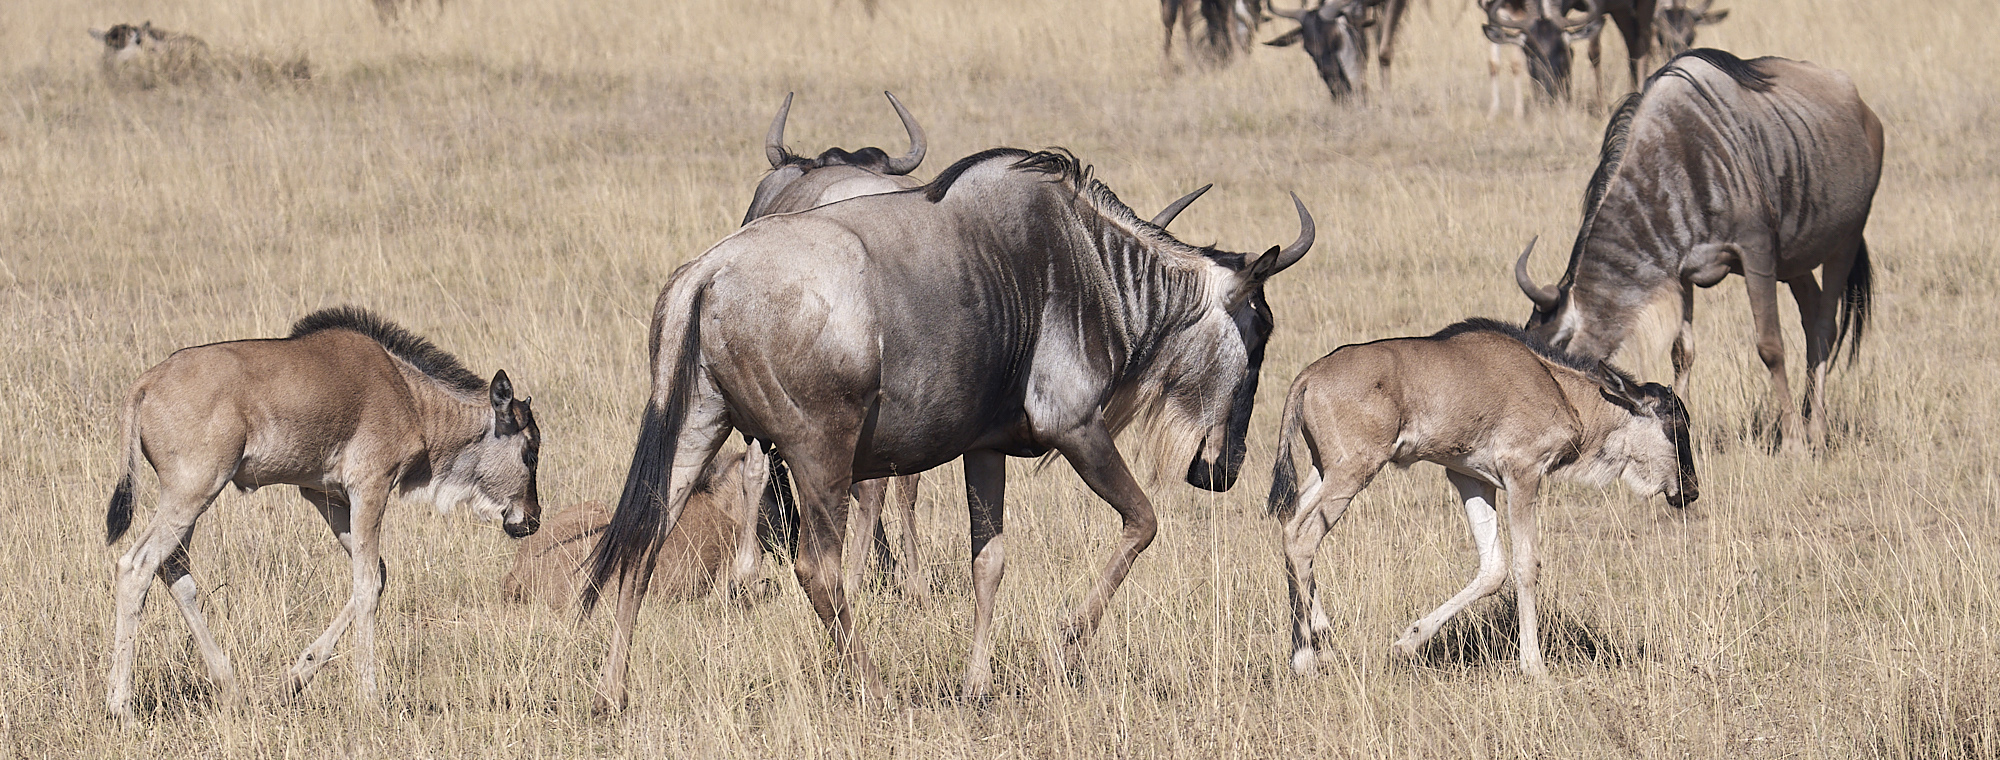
1743, 248, 1805, 453
1281, 463, 1373, 675
157, 537, 240, 709
885, 474, 930, 603
1391, 471, 1509, 662
785, 438, 885, 698
106, 476, 229, 723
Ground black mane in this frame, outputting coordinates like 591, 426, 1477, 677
290, 306, 486, 394
1431, 317, 1639, 388
923, 147, 1086, 203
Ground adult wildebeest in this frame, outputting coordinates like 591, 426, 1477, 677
1480, 0, 1655, 117
503, 450, 759, 611
1514, 50, 1883, 453
1268, 318, 1695, 678
741, 92, 931, 602
88, 22, 208, 88
103, 307, 541, 723
1653, 0, 1727, 57
1162, 0, 1267, 68
1265, 0, 1409, 101
583, 148, 1312, 710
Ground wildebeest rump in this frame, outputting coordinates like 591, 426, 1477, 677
103, 307, 541, 723
582, 148, 1313, 710
1514, 49, 1883, 453
502, 450, 755, 610
1267, 319, 1694, 678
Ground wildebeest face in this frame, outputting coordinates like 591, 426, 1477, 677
1647, 385, 1699, 508
1484, 9, 1603, 100
474, 370, 543, 538
1268, 2, 1370, 101
1600, 377, 1699, 507
89, 24, 146, 52
1655, 5, 1725, 56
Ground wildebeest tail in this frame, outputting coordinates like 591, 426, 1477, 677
1835, 238, 1872, 366
106, 388, 146, 544
581, 286, 707, 614
1266, 375, 1310, 519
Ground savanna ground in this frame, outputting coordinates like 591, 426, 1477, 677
3, 0, 1996, 755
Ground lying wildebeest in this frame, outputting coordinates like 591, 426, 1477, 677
104, 307, 541, 723
1479, 0, 1654, 117
1162, 0, 1267, 69
583, 148, 1312, 710
1653, 0, 1727, 57
1268, 318, 1695, 678
89, 21, 209, 88
503, 450, 757, 610
1265, 0, 1409, 101
741, 92, 932, 603
1514, 49, 1882, 453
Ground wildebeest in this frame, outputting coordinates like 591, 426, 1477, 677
1162, 0, 1267, 68
582, 148, 1312, 710
1514, 50, 1883, 453
1480, 0, 1655, 117
1653, 0, 1727, 57
1267, 318, 1695, 677
103, 307, 541, 723
1265, 0, 1409, 101
88, 22, 209, 88
502, 450, 758, 611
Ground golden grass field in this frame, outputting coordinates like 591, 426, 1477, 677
3, 0, 1997, 755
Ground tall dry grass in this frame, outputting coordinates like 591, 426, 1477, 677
2, 0, 1996, 756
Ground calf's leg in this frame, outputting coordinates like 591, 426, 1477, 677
1391, 471, 1509, 661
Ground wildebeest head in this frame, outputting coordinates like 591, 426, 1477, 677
1183, 193, 1315, 492
743, 92, 927, 223
461, 370, 543, 537
88, 23, 149, 53
1598, 372, 1699, 508
1267, 0, 1372, 101
1483, 0, 1605, 100
1654, 0, 1727, 56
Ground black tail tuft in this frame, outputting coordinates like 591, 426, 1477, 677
106, 474, 134, 545
1836, 239, 1872, 366
1265, 380, 1309, 519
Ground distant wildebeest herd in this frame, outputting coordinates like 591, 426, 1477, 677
93, 2, 1878, 722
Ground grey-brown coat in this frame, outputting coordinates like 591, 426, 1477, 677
1267, 319, 1693, 678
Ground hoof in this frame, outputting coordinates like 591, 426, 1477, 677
1290, 649, 1318, 676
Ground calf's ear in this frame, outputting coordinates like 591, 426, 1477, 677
89, 28, 108, 42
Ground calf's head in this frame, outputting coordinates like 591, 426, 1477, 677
454, 370, 543, 537
1600, 373, 1699, 508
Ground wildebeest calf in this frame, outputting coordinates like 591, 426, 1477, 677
1267, 318, 1695, 678
502, 450, 761, 610
89, 22, 208, 88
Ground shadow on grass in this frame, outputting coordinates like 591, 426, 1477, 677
1403, 591, 1644, 671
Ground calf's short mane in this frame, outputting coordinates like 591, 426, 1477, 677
289, 306, 486, 394
1431, 317, 1639, 390
1568, 48, 1777, 287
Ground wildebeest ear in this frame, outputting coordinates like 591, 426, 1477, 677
1699, 8, 1728, 24
89, 28, 108, 42
1598, 373, 1645, 413
490, 370, 515, 410
1264, 28, 1304, 47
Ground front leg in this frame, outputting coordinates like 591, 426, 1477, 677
1744, 259, 1805, 453
1046, 422, 1157, 673
1391, 471, 1508, 660
961, 451, 1006, 698
289, 487, 389, 701
1504, 472, 1547, 679
1672, 284, 1697, 399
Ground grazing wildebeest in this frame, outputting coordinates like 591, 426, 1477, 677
502, 450, 758, 611
1267, 318, 1696, 678
1653, 0, 1727, 57
1514, 50, 1883, 453
103, 307, 541, 723
1478, 0, 1607, 116
1162, 0, 1267, 68
583, 148, 1312, 710
739, 92, 932, 602
88, 22, 208, 88
1265, 0, 1409, 101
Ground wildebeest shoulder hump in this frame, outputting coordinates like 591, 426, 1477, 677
289, 306, 485, 394
921, 147, 1084, 203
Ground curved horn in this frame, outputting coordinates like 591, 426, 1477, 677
764, 92, 794, 169
1514, 237, 1560, 309
1268, 192, 1316, 274
1150, 184, 1212, 229
1485, 0, 1533, 31
1565, 0, 1606, 30
882, 91, 926, 176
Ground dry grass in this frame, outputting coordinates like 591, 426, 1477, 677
2, 0, 1996, 756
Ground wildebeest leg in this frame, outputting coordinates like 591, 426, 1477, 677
1048, 423, 1156, 672
962, 450, 1006, 697
1161, 0, 1187, 69
844, 478, 888, 594
1487, 44, 1504, 119
1588, 34, 1605, 107
887, 474, 930, 602
156, 536, 240, 709
1281, 464, 1365, 675
106, 474, 230, 723
1504, 473, 1548, 678
1671, 285, 1697, 399
1390, 471, 1508, 663
289, 486, 389, 701
789, 447, 885, 699
724, 442, 772, 600
1376, 0, 1405, 90
1744, 258, 1805, 453
1789, 272, 1836, 451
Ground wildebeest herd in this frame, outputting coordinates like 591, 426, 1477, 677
96, 3, 1881, 725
